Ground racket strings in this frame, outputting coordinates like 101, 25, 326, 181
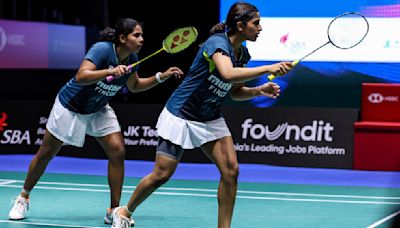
163, 27, 198, 53
328, 13, 369, 49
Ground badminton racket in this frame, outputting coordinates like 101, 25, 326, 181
107, 26, 198, 81
268, 12, 369, 81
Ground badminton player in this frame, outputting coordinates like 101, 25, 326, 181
112, 2, 293, 228
8, 18, 183, 226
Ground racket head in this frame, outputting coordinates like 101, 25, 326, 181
327, 12, 369, 49
162, 26, 198, 54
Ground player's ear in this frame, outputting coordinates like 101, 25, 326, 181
237, 21, 245, 32
119, 34, 126, 44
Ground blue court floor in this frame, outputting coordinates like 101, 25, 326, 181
1, 154, 400, 228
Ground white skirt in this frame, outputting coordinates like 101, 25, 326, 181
156, 107, 231, 149
46, 96, 121, 147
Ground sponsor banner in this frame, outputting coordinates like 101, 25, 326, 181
0, 100, 164, 161
223, 106, 358, 168
0, 101, 357, 168
0, 19, 85, 69
246, 17, 400, 63
361, 83, 400, 122
48, 24, 86, 69
0, 100, 55, 153
0, 20, 48, 68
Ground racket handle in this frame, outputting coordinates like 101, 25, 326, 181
267, 60, 299, 81
106, 75, 114, 82
105, 65, 134, 82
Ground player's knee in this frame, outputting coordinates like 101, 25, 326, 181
36, 148, 56, 163
152, 170, 173, 187
222, 162, 239, 181
108, 144, 126, 161
230, 164, 240, 180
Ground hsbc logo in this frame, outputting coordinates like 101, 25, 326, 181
368, 93, 384, 103
0, 27, 6, 51
368, 93, 399, 104
0, 26, 26, 52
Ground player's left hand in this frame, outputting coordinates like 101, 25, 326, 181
258, 82, 280, 99
161, 67, 184, 81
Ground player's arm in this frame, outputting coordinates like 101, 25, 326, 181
75, 60, 129, 85
125, 67, 183, 93
212, 52, 292, 83
230, 82, 280, 101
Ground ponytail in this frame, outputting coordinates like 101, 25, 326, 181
99, 26, 115, 42
209, 22, 226, 35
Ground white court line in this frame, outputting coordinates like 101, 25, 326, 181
0, 180, 17, 185
366, 209, 400, 228
0, 179, 109, 187
1, 178, 400, 200
2, 184, 400, 205
154, 191, 400, 205
161, 187, 400, 200
0, 219, 105, 227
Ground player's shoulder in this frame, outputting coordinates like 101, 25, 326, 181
206, 33, 227, 43
90, 41, 113, 51
204, 33, 230, 49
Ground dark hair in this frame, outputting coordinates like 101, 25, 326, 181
210, 1, 258, 35
99, 18, 141, 45
99, 26, 115, 41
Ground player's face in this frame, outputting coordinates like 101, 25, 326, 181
125, 25, 144, 53
244, 12, 262, 42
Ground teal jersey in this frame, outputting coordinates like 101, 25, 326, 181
166, 33, 250, 121
58, 42, 138, 114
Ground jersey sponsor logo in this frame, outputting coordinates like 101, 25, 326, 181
207, 74, 233, 97
94, 80, 122, 96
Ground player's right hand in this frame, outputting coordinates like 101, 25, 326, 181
108, 65, 131, 77
268, 62, 293, 76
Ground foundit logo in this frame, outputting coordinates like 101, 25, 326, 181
241, 118, 334, 142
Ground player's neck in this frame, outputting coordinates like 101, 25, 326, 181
115, 46, 130, 64
228, 34, 243, 53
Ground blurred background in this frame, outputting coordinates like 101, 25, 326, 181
1, 0, 399, 108
0, 0, 219, 104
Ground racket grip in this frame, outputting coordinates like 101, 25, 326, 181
267, 74, 277, 81
106, 75, 114, 82
267, 60, 299, 81
105, 65, 133, 82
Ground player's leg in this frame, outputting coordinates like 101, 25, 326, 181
96, 131, 135, 225
9, 131, 63, 220
23, 131, 64, 194
10, 96, 88, 220
127, 154, 178, 212
113, 138, 182, 226
96, 132, 125, 209
88, 103, 129, 225
127, 138, 181, 212
201, 136, 239, 228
